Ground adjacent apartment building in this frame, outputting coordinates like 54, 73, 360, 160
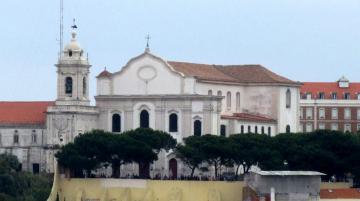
299, 77, 360, 133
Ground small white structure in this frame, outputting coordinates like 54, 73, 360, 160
244, 170, 325, 201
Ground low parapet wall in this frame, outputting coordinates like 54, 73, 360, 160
48, 177, 245, 201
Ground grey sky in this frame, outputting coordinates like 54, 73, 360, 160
0, 0, 359, 101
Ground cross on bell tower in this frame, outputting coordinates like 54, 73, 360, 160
145, 34, 151, 52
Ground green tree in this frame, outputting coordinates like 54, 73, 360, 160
175, 136, 205, 177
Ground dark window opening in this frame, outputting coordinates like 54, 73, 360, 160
286, 125, 291, 133
83, 77, 87, 96
286, 89, 291, 108
65, 77, 73, 95
241, 125, 244, 134
255, 126, 258, 134
112, 114, 121, 132
261, 126, 265, 134
220, 125, 226, 136
268, 127, 272, 136
194, 120, 202, 136
33, 163, 40, 174
169, 113, 178, 132
248, 126, 251, 133
140, 110, 150, 128
319, 92, 325, 99
69, 50, 73, 57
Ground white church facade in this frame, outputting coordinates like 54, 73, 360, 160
0, 30, 301, 175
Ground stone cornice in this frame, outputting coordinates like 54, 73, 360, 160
95, 94, 223, 101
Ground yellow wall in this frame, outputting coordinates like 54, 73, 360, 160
46, 166, 351, 201
48, 176, 245, 201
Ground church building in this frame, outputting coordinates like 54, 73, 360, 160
0, 29, 301, 176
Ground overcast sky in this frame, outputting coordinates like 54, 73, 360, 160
0, 0, 359, 101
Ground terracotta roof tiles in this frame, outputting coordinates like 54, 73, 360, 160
301, 82, 360, 99
96, 69, 112, 78
168, 61, 298, 85
320, 188, 360, 199
0, 101, 54, 126
221, 113, 276, 123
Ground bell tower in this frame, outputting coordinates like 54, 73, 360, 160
56, 26, 90, 106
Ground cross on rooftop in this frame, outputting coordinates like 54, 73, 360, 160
145, 34, 151, 52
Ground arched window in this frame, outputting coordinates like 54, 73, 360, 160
226, 92, 231, 109
217, 91, 222, 96
194, 120, 202, 136
268, 127, 272, 136
83, 77, 87, 96
65, 77, 73, 95
255, 126, 258, 134
220, 125, 226, 136
169, 113, 178, 132
69, 50, 73, 57
286, 89, 291, 108
14, 130, 19, 144
208, 90, 213, 95
236, 92, 241, 112
140, 110, 149, 128
286, 125, 291, 133
240, 125, 244, 134
261, 126, 265, 134
248, 125, 251, 133
112, 114, 121, 132
32, 130, 37, 144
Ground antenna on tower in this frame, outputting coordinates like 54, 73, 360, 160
59, 0, 64, 59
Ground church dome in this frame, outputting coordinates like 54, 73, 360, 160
64, 31, 82, 52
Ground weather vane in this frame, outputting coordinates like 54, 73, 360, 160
71, 18, 78, 29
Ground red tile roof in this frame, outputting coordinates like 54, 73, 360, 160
96, 69, 112, 78
0, 101, 54, 126
301, 82, 360, 100
168, 61, 298, 85
221, 113, 276, 123
320, 188, 360, 199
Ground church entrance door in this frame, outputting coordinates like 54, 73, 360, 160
139, 162, 150, 179
169, 158, 178, 179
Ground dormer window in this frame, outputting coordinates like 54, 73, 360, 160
331, 93, 337, 100
306, 93, 312, 100
318, 92, 325, 99
344, 92, 351, 100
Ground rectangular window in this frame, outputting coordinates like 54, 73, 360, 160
318, 123, 325, 130
331, 108, 338, 119
306, 123, 313, 133
220, 125, 226, 137
331, 123, 338, 131
306, 108, 313, 119
318, 92, 325, 99
319, 108, 325, 119
344, 108, 351, 120
344, 124, 351, 133
32, 163, 40, 174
